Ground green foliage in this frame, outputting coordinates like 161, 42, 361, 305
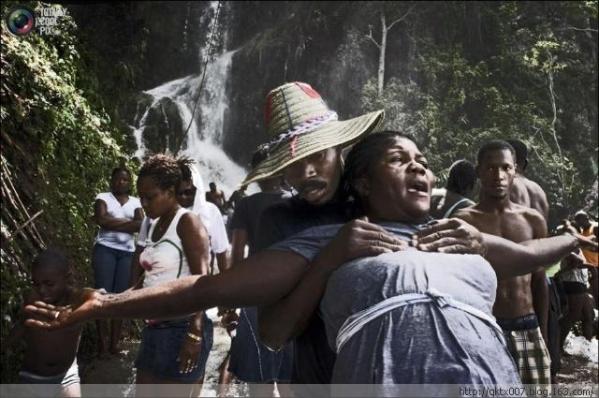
362, 1, 597, 221
1, 2, 135, 381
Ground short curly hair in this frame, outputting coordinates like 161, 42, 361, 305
138, 154, 183, 190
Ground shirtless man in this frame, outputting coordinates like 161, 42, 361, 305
505, 139, 550, 367
206, 182, 227, 214
506, 139, 549, 220
454, 140, 551, 386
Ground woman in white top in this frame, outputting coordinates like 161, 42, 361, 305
92, 167, 142, 358
133, 155, 211, 396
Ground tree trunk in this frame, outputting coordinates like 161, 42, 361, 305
378, 13, 387, 97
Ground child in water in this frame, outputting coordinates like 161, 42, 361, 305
6, 249, 83, 397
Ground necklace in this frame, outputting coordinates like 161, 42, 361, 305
152, 207, 179, 241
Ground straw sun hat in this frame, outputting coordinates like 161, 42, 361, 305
241, 82, 384, 186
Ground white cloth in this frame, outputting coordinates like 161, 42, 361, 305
95, 192, 141, 252
139, 208, 191, 288
560, 266, 589, 287
18, 358, 80, 386
189, 164, 229, 254
335, 288, 502, 354
199, 202, 229, 254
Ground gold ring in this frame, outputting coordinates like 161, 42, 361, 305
53, 311, 60, 320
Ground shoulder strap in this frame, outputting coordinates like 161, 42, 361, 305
443, 198, 471, 219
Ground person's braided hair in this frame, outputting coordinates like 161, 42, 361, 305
177, 156, 195, 182
138, 154, 183, 190
341, 130, 417, 214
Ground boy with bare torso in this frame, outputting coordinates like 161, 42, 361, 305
454, 140, 551, 386
6, 249, 83, 397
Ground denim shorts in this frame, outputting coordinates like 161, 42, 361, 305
92, 243, 133, 293
134, 316, 213, 382
229, 307, 293, 382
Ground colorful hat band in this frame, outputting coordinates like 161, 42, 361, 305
264, 111, 338, 152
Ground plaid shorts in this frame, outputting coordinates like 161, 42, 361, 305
502, 325, 552, 386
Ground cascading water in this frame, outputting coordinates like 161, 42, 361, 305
131, 2, 251, 197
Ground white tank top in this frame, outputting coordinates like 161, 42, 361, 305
140, 207, 191, 289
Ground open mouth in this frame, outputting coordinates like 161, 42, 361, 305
303, 186, 323, 195
407, 180, 429, 196
300, 180, 328, 199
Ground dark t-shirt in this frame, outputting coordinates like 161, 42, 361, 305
257, 196, 350, 385
228, 190, 247, 210
256, 197, 350, 252
230, 192, 286, 255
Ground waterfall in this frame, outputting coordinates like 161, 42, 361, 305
132, 3, 251, 197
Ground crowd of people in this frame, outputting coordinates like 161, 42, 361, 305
8, 82, 598, 397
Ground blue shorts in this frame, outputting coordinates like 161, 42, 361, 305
135, 316, 213, 382
229, 307, 293, 383
92, 243, 133, 293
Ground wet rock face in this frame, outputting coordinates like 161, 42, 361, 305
140, 97, 187, 154
70, 3, 391, 164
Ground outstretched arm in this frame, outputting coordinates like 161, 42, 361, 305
415, 218, 592, 279
25, 250, 308, 329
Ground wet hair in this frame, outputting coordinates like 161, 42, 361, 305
476, 140, 516, 165
341, 130, 416, 210
111, 167, 131, 180
177, 157, 195, 182
32, 248, 69, 274
506, 139, 528, 170
446, 160, 476, 196
138, 154, 183, 190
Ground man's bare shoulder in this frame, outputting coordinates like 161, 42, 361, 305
453, 206, 483, 222
511, 203, 542, 218
512, 175, 528, 188
522, 177, 547, 198
514, 204, 547, 236
520, 175, 540, 189
510, 176, 529, 201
